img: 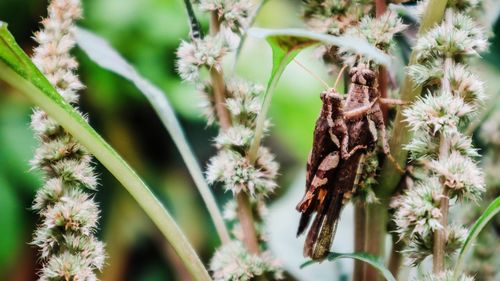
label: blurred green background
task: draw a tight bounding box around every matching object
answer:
[0,1,499,280]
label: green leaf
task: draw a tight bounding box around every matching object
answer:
[247,29,316,161]
[0,22,211,281]
[453,196,500,280]
[74,27,230,244]
[301,252,396,281]
[247,28,392,66]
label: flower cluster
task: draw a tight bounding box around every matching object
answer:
[394,2,488,268]
[176,1,281,280]
[198,0,254,34]
[302,0,372,65]
[209,241,283,281]
[30,0,105,280]
[339,11,407,66]
[176,34,228,82]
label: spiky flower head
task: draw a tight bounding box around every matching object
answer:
[391,177,443,241]
[209,241,283,281]
[206,149,278,197]
[337,11,406,66]
[403,91,473,135]
[215,125,254,149]
[32,0,84,104]
[428,151,485,201]
[199,0,254,34]
[414,12,487,63]
[30,1,106,279]
[176,34,228,82]
[408,62,486,107]
[403,224,467,266]
[405,130,479,161]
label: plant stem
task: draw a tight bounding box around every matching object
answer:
[388,235,404,279]
[433,56,452,273]
[364,202,388,281]
[432,188,449,273]
[358,2,389,280]
[377,0,448,198]
[236,192,261,254]
[353,204,367,281]
[209,11,262,254]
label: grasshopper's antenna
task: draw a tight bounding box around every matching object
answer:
[293,59,331,89]
[334,65,348,89]
[183,0,204,39]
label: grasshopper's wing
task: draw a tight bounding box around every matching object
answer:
[304,190,343,259]
[297,150,339,236]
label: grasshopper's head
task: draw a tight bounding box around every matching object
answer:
[320,89,343,113]
[349,63,376,86]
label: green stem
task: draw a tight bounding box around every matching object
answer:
[248,53,289,162]
[0,62,212,281]
[377,0,448,197]
[364,202,388,281]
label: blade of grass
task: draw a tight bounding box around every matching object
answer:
[452,196,500,280]
[75,27,230,244]
[301,252,396,281]
[0,22,212,281]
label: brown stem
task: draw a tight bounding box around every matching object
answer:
[378,67,389,122]
[375,0,388,18]
[353,204,367,281]
[236,192,261,254]
[209,11,261,255]
[433,99,451,273]
[357,3,389,281]
[433,188,449,273]
[209,68,232,130]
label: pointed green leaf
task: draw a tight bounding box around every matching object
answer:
[0,22,211,281]
[453,196,500,280]
[301,252,396,281]
[247,30,316,161]
[247,27,392,66]
[74,27,230,244]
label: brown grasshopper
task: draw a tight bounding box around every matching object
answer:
[296,64,402,260]
[296,86,377,259]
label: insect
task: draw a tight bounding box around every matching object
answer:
[296,63,402,260]
[296,86,376,259]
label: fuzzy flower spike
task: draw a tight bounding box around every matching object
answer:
[176,1,282,280]
[394,1,488,273]
[30,0,105,280]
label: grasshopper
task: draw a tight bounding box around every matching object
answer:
[296,63,402,260]
[296,86,377,259]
